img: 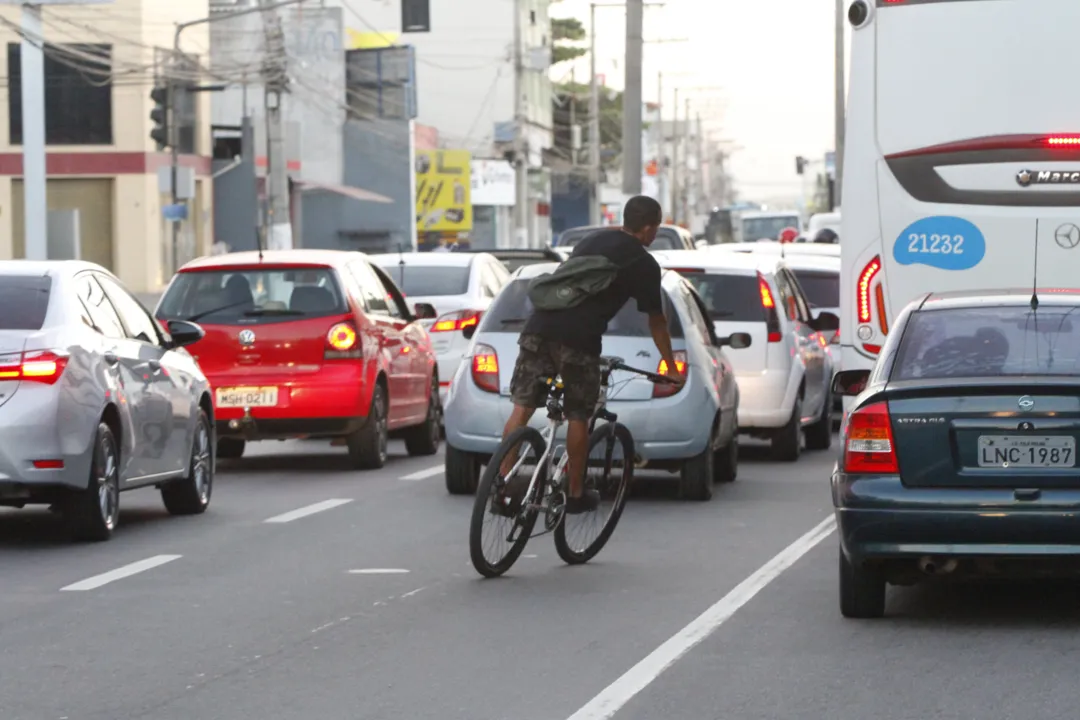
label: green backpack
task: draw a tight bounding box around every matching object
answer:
[527,253,640,311]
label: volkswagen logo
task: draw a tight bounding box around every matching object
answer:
[238,329,256,346]
[1018,395,1035,412]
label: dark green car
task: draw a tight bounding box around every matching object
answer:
[832,289,1080,618]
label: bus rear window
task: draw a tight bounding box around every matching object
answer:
[0,275,51,330]
[157,267,348,324]
[480,279,682,337]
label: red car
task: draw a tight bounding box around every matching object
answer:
[155,250,442,469]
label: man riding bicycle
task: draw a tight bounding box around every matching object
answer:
[496,196,684,515]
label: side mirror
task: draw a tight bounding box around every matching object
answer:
[832,369,870,397]
[811,310,840,332]
[413,302,438,320]
[166,319,205,348]
[717,332,752,350]
[462,324,478,341]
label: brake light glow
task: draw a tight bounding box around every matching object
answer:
[32,459,64,469]
[830,329,840,345]
[1044,136,1080,147]
[654,351,687,399]
[471,344,500,394]
[326,322,358,351]
[875,284,889,335]
[857,256,881,323]
[431,310,482,333]
[843,402,899,474]
[0,350,68,385]
[758,275,775,309]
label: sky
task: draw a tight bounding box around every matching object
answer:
[550,0,851,207]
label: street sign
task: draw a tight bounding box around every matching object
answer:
[415,149,473,232]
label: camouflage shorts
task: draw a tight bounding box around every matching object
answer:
[509,334,601,421]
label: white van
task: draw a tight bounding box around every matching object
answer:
[840,0,1080,401]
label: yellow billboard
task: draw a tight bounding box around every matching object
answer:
[415,149,473,232]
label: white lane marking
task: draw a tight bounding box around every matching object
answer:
[400,465,443,481]
[348,568,410,574]
[565,515,837,720]
[400,586,426,599]
[263,499,353,524]
[60,554,183,592]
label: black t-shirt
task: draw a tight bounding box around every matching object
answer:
[524,229,663,356]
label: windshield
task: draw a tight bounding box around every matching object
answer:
[876,0,1080,154]
[893,306,1080,380]
[0,275,51,330]
[649,229,684,251]
[557,227,597,248]
[791,270,839,309]
[480,278,682,337]
[377,264,471,296]
[157,267,348,324]
[681,274,764,322]
[742,217,800,241]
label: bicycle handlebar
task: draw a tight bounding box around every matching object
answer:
[601,357,680,386]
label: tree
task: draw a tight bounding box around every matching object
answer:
[552,81,623,171]
[551,17,587,66]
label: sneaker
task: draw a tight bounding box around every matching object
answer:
[564,489,601,515]
[490,476,529,518]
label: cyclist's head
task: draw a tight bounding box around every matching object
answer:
[622,196,663,246]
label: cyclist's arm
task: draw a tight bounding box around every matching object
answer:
[647,313,678,374]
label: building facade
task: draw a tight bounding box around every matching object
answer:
[0,0,214,293]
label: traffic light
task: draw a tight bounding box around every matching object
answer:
[795,156,807,175]
[150,84,169,150]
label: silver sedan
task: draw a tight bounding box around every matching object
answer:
[0,261,214,541]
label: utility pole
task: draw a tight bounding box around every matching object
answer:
[671,87,679,225]
[588,3,601,226]
[834,0,845,209]
[513,0,529,247]
[656,71,664,211]
[19,3,46,260]
[682,96,690,224]
[260,0,291,250]
[622,0,643,195]
[696,113,704,214]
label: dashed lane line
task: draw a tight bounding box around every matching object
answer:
[60,554,183,592]
[399,465,444,481]
[263,499,353,524]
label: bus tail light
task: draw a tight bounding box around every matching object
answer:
[857,257,881,323]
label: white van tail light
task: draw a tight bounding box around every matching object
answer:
[432,310,482,332]
[471,344,499,394]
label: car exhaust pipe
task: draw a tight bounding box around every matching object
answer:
[918,556,959,576]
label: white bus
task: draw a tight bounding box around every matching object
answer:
[840,0,1080,395]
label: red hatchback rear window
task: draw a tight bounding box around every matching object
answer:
[157,267,348,325]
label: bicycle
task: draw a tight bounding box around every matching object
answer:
[468,355,678,578]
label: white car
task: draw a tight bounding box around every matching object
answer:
[370,252,511,406]
[653,250,839,462]
[707,242,840,259]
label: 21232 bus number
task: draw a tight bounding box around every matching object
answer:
[907,233,965,254]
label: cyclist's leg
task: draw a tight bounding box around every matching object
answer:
[557,349,601,514]
[500,334,555,476]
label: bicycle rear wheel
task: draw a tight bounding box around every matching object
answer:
[554,423,635,565]
[469,426,547,578]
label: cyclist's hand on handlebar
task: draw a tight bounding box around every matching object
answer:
[659,363,686,389]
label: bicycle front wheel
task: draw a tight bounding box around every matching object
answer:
[554,422,635,565]
[469,426,547,578]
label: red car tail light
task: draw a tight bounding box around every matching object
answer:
[431,310,482,332]
[0,350,68,385]
[325,322,361,359]
[653,350,687,399]
[842,401,899,474]
[471,344,499,394]
[758,273,782,343]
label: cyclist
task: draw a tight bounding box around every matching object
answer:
[495,196,684,515]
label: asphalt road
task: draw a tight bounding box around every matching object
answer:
[3,434,1072,720]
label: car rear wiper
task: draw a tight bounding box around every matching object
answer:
[185,300,253,322]
[243,308,305,317]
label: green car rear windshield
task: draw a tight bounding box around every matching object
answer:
[893,306,1080,379]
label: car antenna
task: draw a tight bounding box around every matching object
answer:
[1030,219,1040,310]
[255,224,264,262]
[398,242,406,288]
